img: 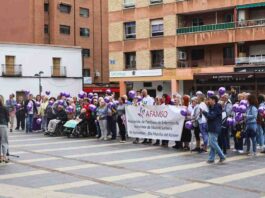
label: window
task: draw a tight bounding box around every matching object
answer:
[80,8,89,17]
[191,49,204,60]
[82,49,90,57]
[150,0,163,5]
[80,28,90,37]
[151,19,163,37]
[124,22,136,39]
[83,69,91,77]
[223,46,235,65]
[224,14,233,22]
[192,18,203,26]
[60,25,70,35]
[44,24,49,34]
[59,3,71,13]
[44,3,49,12]
[124,0,135,8]
[151,50,164,68]
[125,52,136,69]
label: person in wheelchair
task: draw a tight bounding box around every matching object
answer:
[46,105,68,135]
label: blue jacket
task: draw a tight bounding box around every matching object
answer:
[202,103,222,134]
[246,105,258,125]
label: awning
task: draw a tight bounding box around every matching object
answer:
[236,2,265,9]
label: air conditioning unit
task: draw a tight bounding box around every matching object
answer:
[95,71,101,77]
[178,51,187,60]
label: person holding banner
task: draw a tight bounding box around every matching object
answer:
[172,93,183,149]
[202,95,226,164]
[117,97,127,143]
[141,89,154,145]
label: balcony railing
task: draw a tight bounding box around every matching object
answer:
[51,66,67,77]
[176,18,265,35]
[177,59,234,68]
[236,19,265,28]
[236,55,265,66]
[1,64,22,77]
[177,22,235,34]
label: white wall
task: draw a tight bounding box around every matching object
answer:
[0,43,82,77]
[0,78,83,99]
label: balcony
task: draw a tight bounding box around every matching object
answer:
[177,22,235,34]
[177,58,235,68]
[236,19,265,28]
[51,66,67,77]
[1,64,22,77]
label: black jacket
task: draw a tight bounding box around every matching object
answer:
[24,99,38,115]
[0,106,9,126]
[202,103,222,134]
[56,109,68,122]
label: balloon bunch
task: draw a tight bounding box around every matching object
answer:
[228,100,249,126]
[78,91,87,99]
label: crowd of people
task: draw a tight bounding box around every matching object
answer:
[0,87,265,164]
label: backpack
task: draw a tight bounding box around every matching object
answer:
[45,106,54,118]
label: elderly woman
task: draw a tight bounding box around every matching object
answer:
[0,97,9,163]
[96,99,108,140]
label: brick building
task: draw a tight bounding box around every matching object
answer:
[0,0,111,93]
[108,0,265,97]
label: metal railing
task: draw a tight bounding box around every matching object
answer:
[236,55,265,65]
[176,18,265,35]
[236,18,265,28]
[177,59,234,68]
[51,66,67,77]
[1,64,22,77]
[177,22,235,34]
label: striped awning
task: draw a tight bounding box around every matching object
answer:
[237,2,265,9]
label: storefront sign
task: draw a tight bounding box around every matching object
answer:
[125,105,185,141]
[110,69,162,78]
[83,87,120,93]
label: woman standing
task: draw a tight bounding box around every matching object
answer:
[39,96,49,132]
[0,97,9,163]
[245,94,258,156]
[117,97,127,143]
[96,99,108,140]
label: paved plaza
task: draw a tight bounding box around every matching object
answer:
[0,132,264,198]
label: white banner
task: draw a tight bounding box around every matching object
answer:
[125,105,185,141]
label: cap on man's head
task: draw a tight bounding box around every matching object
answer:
[196,91,203,96]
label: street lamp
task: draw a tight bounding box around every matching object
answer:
[35,71,44,96]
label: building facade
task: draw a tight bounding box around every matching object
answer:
[108,0,265,97]
[0,0,110,92]
[0,43,83,99]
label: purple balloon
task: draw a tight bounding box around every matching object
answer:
[89,104,97,112]
[64,92,70,98]
[66,106,74,113]
[258,106,265,114]
[226,117,235,126]
[128,90,136,99]
[135,96,142,102]
[16,104,21,109]
[45,91,50,96]
[232,104,239,112]
[170,99,176,105]
[25,90,30,95]
[235,113,243,122]
[180,109,188,117]
[218,87,226,96]
[185,121,193,130]
[207,90,215,98]
[108,102,114,108]
[48,100,54,106]
[239,105,247,113]
[240,100,248,107]
[35,101,41,107]
[104,97,110,103]
[57,100,64,105]
[36,118,42,125]
[88,93,94,99]
[106,89,112,95]
[114,100,119,105]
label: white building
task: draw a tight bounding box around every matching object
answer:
[0,43,83,99]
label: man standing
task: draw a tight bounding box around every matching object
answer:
[24,94,37,133]
[6,94,17,132]
[202,95,226,164]
[15,96,25,131]
[141,89,154,145]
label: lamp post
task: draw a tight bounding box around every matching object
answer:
[35,71,44,96]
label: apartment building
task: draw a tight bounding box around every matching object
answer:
[0,0,112,94]
[108,0,265,97]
